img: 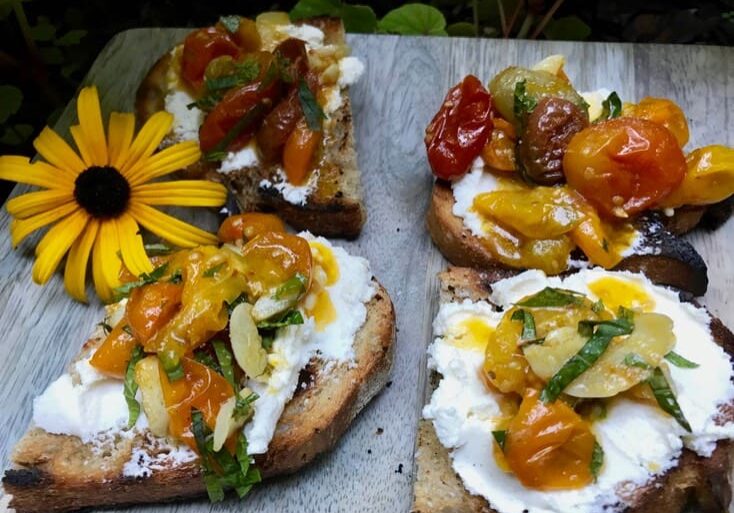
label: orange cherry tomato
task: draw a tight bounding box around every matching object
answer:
[240,231,312,298]
[214,17,261,52]
[623,97,689,147]
[481,117,517,172]
[181,27,241,91]
[425,75,494,180]
[283,120,321,185]
[126,282,183,344]
[504,389,596,490]
[563,117,686,219]
[159,357,234,450]
[89,320,137,378]
[217,213,286,243]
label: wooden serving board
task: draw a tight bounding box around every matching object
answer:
[1,30,732,513]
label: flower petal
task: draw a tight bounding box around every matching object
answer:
[119,111,173,174]
[32,209,89,285]
[34,127,87,176]
[76,86,109,166]
[117,213,153,276]
[64,218,99,302]
[92,220,122,302]
[69,125,93,168]
[108,112,135,169]
[0,156,74,188]
[132,180,227,207]
[10,203,79,247]
[128,201,218,247]
[126,140,201,185]
[6,189,75,219]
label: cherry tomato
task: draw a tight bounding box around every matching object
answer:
[425,75,493,180]
[181,27,241,91]
[504,389,596,490]
[563,117,686,218]
[283,120,321,185]
[214,17,261,52]
[126,282,183,344]
[159,357,234,450]
[217,213,286,242]
[240,232,312,298]
[89,320,137,378]
[623,97,689,147]
[481,117,517,172]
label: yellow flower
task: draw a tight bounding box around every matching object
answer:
[0,86,227,303]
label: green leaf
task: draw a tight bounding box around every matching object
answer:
[97,321,113,335]
[256,309,304,330]
[0,123,32,145]
[234,391,259,421]
[623,352,651,369]
[516,287,584,308]
[113,263,170,299]
[203,262,225,278]
[446,22,477,37]
[123,346,145,428]
[55,29,86,46]
[159,351,184,382]
[591,299,605,314]
[219,15,240,33]
[541,315,634,403]
[664,351,699,369]
[590,441,604,479]
[513,79,537,124]
[543,16,591,41]
[0,85,22,124]
[203,102,267,161]
[378,4,447,36]
[274,273,308,301]
[298,79,327,131]
[599,91,622,120]
[290,0,341,20]
[647,367,691,432]
[212,340,236,389]
[227,293,249,315]
[194,350,221,373]
[511,309,536,341]
[491,430,506,450]
[338,4,377,33]
[30,17,56,41]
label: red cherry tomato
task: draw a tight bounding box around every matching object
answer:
[563,117,686,218]
[181,27,241,91]
[425,75,493,180]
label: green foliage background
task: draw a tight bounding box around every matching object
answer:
[1,0,732,200]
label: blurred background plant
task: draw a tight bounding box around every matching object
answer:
[1,0,733,200]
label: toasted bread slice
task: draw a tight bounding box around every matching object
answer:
[412,266,734,513]
[2,281,394,513]
[135,17,365,239]
[427,181,709,296]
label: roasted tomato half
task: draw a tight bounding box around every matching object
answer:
[563,117,686,218]
[181,27,241,91]
[218,213,286,243]
[425,75,493,180]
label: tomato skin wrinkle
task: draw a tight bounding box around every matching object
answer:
[426,75,493,180]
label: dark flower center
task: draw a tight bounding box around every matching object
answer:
[74,166,131,218]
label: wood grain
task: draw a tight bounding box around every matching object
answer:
[0,28,732,513]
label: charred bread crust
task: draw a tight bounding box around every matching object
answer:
[133,17,366,239]
[3,282,394,513]
[412,266,734,513]
[428,181,710,296]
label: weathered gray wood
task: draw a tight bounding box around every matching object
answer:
[0,29,732,513]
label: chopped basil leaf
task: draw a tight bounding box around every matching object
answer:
[212,340,236,390]
[600,91,622,120]
[298,79,327,131]
[511,309,536,341]
[623,352,651,369]
[591,299,605,314]
[617,306,634,323]
[193,60,261,111]
[203,263,225,278]
[124,346,145,428]
[159,352,184,382]
[647,367,691,432]
[143,243,173,256]
[227,293,249,315]
[234,391,259,421]
[219,15,240,33]
[513,79,537,124]
[194,350,221,374]
[113,263,170,299]
[122,324,134,336]
[97,321,112,335]
[516,287,584,308]
[542,316,633,403]
[204,150,228,162]
[491,430,507,451]
[274,273,308,301]
[590,441,604,480]
[192,409,262,502]
[256,309,304,330]
[602,238,610,252]
[203,102,267,161]
[169,269,183,284]
[664,351,699,369]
